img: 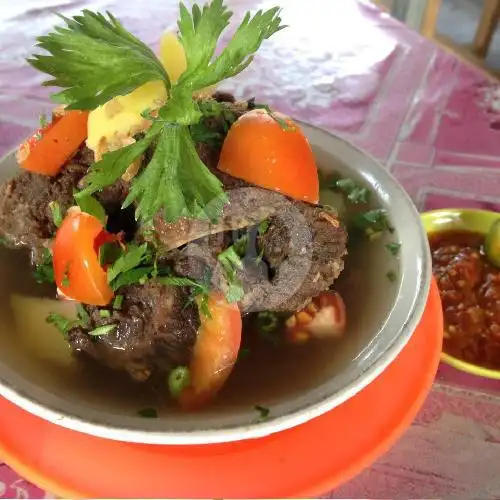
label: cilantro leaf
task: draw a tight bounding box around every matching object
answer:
[122,125,227,223]
[110,266,154,290]
[352,209,394,235]
[89,324,117,336]
[334,178,370,204]
[386,242,401,256]
[34,248,55,284]
[48,200,63,227]
[46,312,79,336]
[178,1,285,90]
[107,243,149,285]
[218,246,244,303]
[28,10,170,109]
[76,133,155,199]
[254,404,270,422]
[75,193,106,224]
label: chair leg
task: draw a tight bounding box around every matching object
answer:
[420,0,441,38]
[472,0,500,58]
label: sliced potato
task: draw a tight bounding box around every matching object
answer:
[10,294,76,368]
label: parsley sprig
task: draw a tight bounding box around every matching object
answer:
[28,10,170,110]
[29,1,285,225]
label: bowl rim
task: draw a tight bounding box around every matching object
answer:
[421,207,500,380]
[0,123,431,444]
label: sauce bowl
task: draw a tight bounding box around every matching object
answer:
[421,208,500,380]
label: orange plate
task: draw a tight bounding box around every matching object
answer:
[0,279,443,498]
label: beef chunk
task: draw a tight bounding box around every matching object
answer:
[68,282,199,382]
[0,146,127,260]
[245,203,347,313]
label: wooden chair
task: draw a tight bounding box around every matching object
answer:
[372,0,500,78]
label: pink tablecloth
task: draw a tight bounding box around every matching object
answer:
[2,0,500,498]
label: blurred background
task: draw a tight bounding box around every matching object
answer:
[375,0,500,75]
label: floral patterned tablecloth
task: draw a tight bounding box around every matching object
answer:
[1,0,500,498]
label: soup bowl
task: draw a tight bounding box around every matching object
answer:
[0,123,431,444]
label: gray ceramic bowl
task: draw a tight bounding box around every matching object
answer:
[0,123,431,444]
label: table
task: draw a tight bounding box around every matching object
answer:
[1,0,500,498]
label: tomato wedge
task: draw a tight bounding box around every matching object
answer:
[218,109,319,203]
[20,110,89,176]
[53,210,114,306]
[179,293,242,410]
[285,291,346,344]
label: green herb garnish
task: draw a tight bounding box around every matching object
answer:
[254,405,270,421]
[256,311,280,344]
[76,303,90,326]
[99,309,111,318]
[107,243,149,287]
[217,246,244,303]
[352,209,394,236]
[88,324,117,336]
[31,2,285,224]
[113,294,124,310]
[158,275,212,317]
[61,264,71,287]
[334,178,370,204]
[168,366,191,398]
[258,219,269,236]
[138,408,158,418]
[48,201,63,228]
[386,242,401,256]
[75,193,106,224]
[46,312,79,336]
[33,248,55,284]
[386,270,397,282]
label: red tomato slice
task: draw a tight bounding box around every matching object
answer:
[19,111,88,176]
[218,109,319,203]
[179,293,242,411]
[285,291,346,344]
[53,210,114,306]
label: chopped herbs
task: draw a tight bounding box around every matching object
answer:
[258,219,269,236]
[99,309,111,318]
[107,243,149,287]
[158,274,211,317]
[352,209,394,237]
[48,200,63,227]
[256,311,280,344]
[232,233,249,257]
[88,324,117,336]
[138,408,158,418]
[0,236,8,247]
[217,246,244,303]
[386,270,397,282]
[113,294,124,310]
[76,303,90,326]
[168,366,191,398]
[333,178,370,204]
[46,312,79,336]
[254,404,270,421]
[386,242,401,256]
[75,193,106,224]
[33,248,55,284]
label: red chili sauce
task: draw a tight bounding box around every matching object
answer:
[429,230,500,369]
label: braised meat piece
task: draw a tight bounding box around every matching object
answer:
[67,282,199,381]
[0,146,127,260]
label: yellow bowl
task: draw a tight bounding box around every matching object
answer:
[421,208,500,380]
